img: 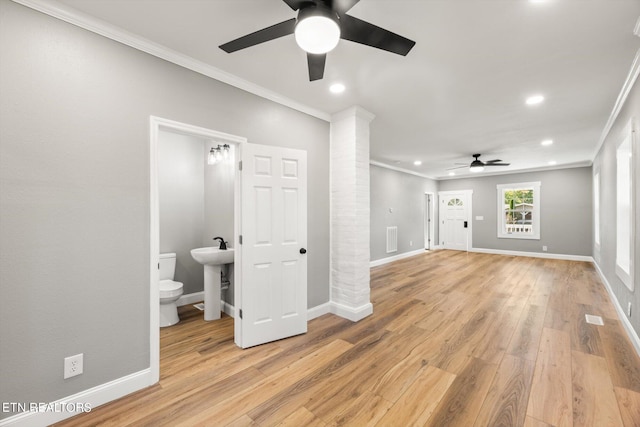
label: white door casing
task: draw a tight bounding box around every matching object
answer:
[238,142,308,348]
[439,190,472,251]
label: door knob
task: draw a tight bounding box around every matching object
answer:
[300,248,307,254]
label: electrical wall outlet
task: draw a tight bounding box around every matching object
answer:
[542,246,548,252]
[409,240,413,246]
[628,302,632,317]
[64,353,83,379]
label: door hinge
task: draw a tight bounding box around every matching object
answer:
[238,160,243,171]
[239,235,243,245]
[158,263,160,269]
[239,309,243,319]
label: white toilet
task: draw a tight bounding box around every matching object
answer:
[159,253,184,327]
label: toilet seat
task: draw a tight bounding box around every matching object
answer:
[160,279,183,298]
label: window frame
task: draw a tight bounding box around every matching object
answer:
[593,169,601,252]
[615,119,636,291]
[496,181,541,240]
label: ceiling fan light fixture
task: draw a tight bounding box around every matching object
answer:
[295,8,341,54]
[470,165,484,173]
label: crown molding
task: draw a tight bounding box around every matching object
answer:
[11,0,331,122]
[369,160,437,180]
[437,160,592,181]
[594,48,640,158]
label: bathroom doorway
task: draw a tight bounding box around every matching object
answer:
[150,116,246,383]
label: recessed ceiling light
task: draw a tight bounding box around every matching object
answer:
[414,160,422,166]
[548,160,557,165]
[526,95,545,105]
[329,83,345,94]
[541,139,553,146]
[448,172,455,176]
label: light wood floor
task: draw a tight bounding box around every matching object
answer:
[56,250,640,426]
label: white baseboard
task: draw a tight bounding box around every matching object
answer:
[470,247,593,262]
[370,249,426,267]
[177,291,204,307]
[308,302,331,320]
[0,369,153,427]
[592,262,640,358]
[221,301,235,318]
[330,301,373,322]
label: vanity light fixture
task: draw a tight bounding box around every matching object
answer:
[208,144,231,165]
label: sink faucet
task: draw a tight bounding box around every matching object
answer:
[213,237,227,250]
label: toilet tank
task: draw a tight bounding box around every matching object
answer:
[159,253,176,281]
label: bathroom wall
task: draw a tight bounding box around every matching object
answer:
[370,165,439,262]
[159,133,236,298]
[0,1,329,419]
[158,131,205,295]
[203,141,236,304]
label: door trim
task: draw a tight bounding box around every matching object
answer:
[438,190,473,251]
[149,116,246,383]
[424,192,435,250]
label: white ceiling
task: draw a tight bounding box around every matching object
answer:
[54,0,640,179]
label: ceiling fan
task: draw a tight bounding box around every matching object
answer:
[447,154,511,173]
[219,0,416,81]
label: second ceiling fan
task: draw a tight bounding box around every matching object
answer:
[219,0,416,81]
[448,154,511,173]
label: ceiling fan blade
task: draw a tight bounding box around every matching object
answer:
[307,53,326,81]
[330,0,361,13]
[339,14,416,56]
[281,0,309,11]
[219,18,296,53]
[485,163,510,166]
[446,165,469,171]
[485,159,502,163]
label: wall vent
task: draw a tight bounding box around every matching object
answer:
[386,226,398,253]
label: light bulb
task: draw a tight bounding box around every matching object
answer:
[207,148,216,165]
[222,144,230,161]
[214,146,222,163]
[295,14,340,54]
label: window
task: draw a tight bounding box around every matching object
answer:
[594,171,600,249]
[497,182,541,239]
[616,119,635,291]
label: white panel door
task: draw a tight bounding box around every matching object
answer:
[239,143,307,348]
[439,191,472,251]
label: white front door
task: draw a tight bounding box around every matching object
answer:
[439,190,472,251]
[237,143,308,348]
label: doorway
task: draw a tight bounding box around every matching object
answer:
[149,116,246,382]
[438,190,473,251]
[424,192,435,250]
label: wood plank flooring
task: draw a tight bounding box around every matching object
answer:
[55,250,640,426]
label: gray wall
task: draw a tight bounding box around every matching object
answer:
[0,1,329,417]
[593,74,640,336]
[439,167,593,256]
[370,165,439,261]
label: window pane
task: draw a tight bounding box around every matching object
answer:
[503,188,534,234]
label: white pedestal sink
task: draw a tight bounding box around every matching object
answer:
[190,247,234,321]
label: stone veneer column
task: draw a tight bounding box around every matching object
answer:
[330,106,375,321]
